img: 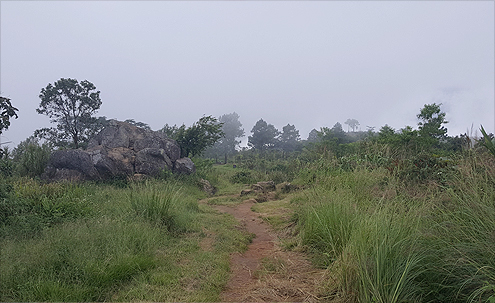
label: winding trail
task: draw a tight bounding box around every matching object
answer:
[204,195,325,302]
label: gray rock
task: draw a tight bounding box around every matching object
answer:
[199,178,216,195]
[42,167,86,182]
[43,120,195,181]
[45,149,99,180]
[135,148,172,176]
[174,158,196,174]
[88,146,135,178]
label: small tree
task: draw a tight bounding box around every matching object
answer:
[248,119,279,152]
[0,96,18,136]
[36,78,102,149]
[417,103,448,147]
[279,124,300,152]
[307,129,320,143]
[344,118,360,132]
[160,123,180,138]
[213,112,245,163]
[0,96,19,157]
[173,116,224,158]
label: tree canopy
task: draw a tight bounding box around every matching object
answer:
[248,119,279,151]
[417,103,448,144]
[164,116,224,158]
[204,112,244,162]
[0,96,18,136]
[278,124,300,152]
[344,118,360,132]
[36,78,102,149]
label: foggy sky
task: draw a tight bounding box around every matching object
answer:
[1,1,494,148]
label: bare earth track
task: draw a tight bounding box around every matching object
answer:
[202,195,326,302]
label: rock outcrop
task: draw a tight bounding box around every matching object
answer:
[42,120,195,181]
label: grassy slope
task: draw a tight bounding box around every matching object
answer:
[0,178,252,302]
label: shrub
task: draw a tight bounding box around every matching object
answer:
[14,142,51,178]
[229,170,254,184]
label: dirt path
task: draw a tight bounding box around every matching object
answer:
[205,196,325,302]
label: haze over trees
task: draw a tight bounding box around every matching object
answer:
[35,78,103,149]
[344,118,360,132]
[278,124,300,152]
[204,112,244,163]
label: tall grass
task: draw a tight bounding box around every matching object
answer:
[129,180,198,233]
[297,149,495,302]
[422,152,495,302]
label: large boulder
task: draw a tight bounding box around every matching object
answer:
[42,120,195,181]
[88,146,135,178]
[174,158,196,174]
[43,149,99,181]
[135,148,173,176]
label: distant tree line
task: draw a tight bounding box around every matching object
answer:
[2,76,495,178]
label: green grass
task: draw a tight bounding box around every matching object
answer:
[0,177,253,302]
[294,150,495,302]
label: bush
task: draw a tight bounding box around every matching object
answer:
[14,142,51,178]
[229,170,254,184]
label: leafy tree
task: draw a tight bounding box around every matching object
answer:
[344,118,360,132]
[377,124,396,142]
[160,123,180,138]
[319,122,347,144]
[307,129,320,143]
[36,78,102,149]
[248,119,279,152]
[417,103,448,146]
[0,96,18,136]
[279,124,300,152]
[172,116,224,157]
[0,96,18,157]
[204,112,244,163]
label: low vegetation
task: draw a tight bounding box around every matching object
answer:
[1,100,495,301]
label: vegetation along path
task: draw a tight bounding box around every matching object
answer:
[201,190,325,302]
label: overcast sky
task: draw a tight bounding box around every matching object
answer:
[1,1,494,148]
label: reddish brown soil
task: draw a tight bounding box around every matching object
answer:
[210,198,325,302]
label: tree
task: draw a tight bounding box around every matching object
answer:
[344,118,360,132]
[0,96,18,136]
[36,78,102,149]
[205,112,244,163]
[0,96,18,157]
[279,124,300,152]
[417,103,448,146]
[329,122,347,144]
[377,124,396,141]
[248,119,280,152]
[173,116,224,157]
[160,123,180,138]
[307,129,320,143]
